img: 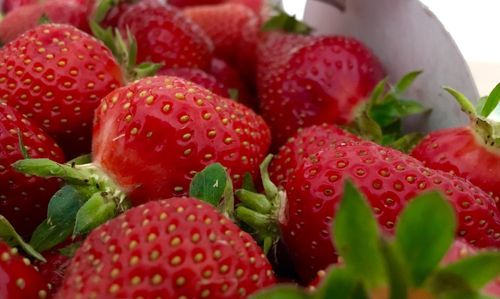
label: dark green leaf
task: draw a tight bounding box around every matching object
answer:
[394,71,422,95]
[30,186,86,252]
[242,172,257,192]
[333,181,385,288]
[379,240,409,299]
[262,11,312,35]
[315,267,359,299]
[73,192,116,236]
[369,78,388,104]
[250,285,310,299]
[16,129,30,159]
[30,219,72,253]
[228,88,239,101]
[47,185,86,225]
[394,191,456,286]
[480,83,500,117]
[189,163,227,207]
[37,14,51,25]
[436,252,500,291]
[0,215,44,261]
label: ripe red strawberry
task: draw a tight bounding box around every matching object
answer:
[0,242,51,299]
[2,0,36,13]
[183,3,259,79]
[269,124,360,187]
[411,86,500,210]
[280,138,500,281]
[92,76,270,205]
[0,24,124,158]
[158,67,230,98]
[0,0,90,44]
[0,101,65,237]
[89,0,165,29]
[169,0,225,7]
[257,27,385,146]
[56,197,276,298]
[209,58,254,108]
[117,1,213,70]
[35,249,72,296]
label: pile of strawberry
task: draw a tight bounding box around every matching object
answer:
[0,0,499,298]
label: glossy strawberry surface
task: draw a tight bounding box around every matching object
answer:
[118,1,213,70]
[0,242,51,299]
[2,0,36,13]
[209,58,254,109]
[270,124,360,187]
[56,197,276,298]
[0,24,123,158]
[412,127,500,209]
[258,35,385,147]
[280,137,500,281]
[0,101,65,237]
[92,76,270,205]
[159,67,228,98]
[0,0,89,44]
[35,249,71,297]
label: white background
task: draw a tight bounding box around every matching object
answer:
[282,0,500,95]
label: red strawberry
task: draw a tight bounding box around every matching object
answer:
[184,3,259,79]
[0,0,90,44]
[92,76,270,205]
[169,0,225,7]
[411,86,500,210]
[269,124,360,187]
[257,25,385,146]
[0,242,51,299]
[0,101,65,237]
[2,0,36,13]
[158,67,229,98]
[35,249,71,296]
[0,24,124,158]
[117,1,213,70]
[237,127,500,282]
[209,58,254,108]
[56,197,276,298]
[89,0,165,29]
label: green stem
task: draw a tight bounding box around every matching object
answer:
[12,158,90,185]
[260,155,278,200]
[235,190,272,214]
[236,206,271,232]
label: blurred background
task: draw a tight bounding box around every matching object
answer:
[282,0,500,96]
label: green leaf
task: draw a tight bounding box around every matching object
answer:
[333,181,385,288]
[58,241,82,257]
[242,172,257,192]
[30,186,86,252]
[73,192,116,236]
[436,252,500,291]
[189,163,227,207]
[394,191,456,286]
[16,129,30,159]
[369,78,389,104]
[260,155,278,200]
[92,0,117,24]
[443,86,477,116]
[379,240,409,299]
[315,267,359,299]
[235,190,271,214]
[67,154,92,166]
[12,158,89,185]
[262,10,312,35]
[475,96,488,115]
[37,14,51,25]
[0,215,44,261]
[250,285,311,299]
[480,83,500,117]
[388,132,424,153]
[133,62,163,78]
[394,71,422,95]
[228,88,239,101]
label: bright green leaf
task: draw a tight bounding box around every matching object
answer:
[189,163,227,207]
[444,87,476,116]
[394,71,422,95]
[333,181,385,288]
[67,154,92,166]
[481,83,500,117]
[0,215,44,261]
[250,285,311,299]
[394,191,456,286]
[73,192,116,236]
[436,252,500,291]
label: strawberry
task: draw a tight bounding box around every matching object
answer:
[209,58,254,109]
[0,24,124,158]
[269,124,360,187]
[256,12,386,147]
[2,0,36,13]
[117,1,213,70]
[91,76,270,205]
[0,242,51,299]
[89,0,165,29]
[183,3,259,80]
[0,101,65,237]
[158,67,230,99]
[236,127,500,282]
[169,0,225,7]
[35,249,72,296]
[0,0,90,44]
[56,197,276,298]
[411,85,500,210]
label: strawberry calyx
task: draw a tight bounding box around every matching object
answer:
[235,155,285,253]
[348,71,428,152]
[261,7,313,35]
[251,182,500,299]
[444,83,500,149]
